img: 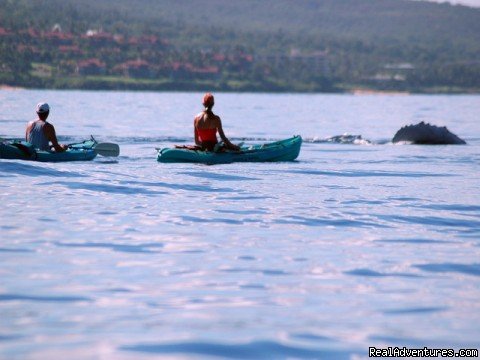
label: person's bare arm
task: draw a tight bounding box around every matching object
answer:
[194,118,201,146]
[217,117,240,151]
[44,123,67,152]
[25,122,33,141]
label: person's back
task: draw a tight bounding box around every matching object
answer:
[195,110,220,150]
[27,120,50,151]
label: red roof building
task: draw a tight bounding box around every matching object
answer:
[43,31,75,45]
[0,27,11,36]
[76,58,106,76]
[82,31,115,46]
[58,45,83,55]
[114,59,153,78]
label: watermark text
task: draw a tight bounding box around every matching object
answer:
[369,346,478,358]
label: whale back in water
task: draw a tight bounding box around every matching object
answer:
[392,122,466,145]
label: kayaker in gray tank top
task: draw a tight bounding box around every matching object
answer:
[27,120,50,150]
[25,102,67,152]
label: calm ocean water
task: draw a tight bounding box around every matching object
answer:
[1,90,479,359]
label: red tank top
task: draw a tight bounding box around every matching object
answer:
[197,128,217,143]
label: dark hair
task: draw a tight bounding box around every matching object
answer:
[38,111,49,119]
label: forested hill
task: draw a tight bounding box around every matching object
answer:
[69,0,480,50]
[1,0,479,92]
[4,0,480,49]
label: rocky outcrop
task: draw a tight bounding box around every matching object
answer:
[392,122,466,145]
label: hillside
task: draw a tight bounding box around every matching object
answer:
[95,0,480,48]
[0,0,479,92]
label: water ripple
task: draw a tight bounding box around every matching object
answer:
[382,306,448,315]
[0,247,35,253]
[180,216,245,225]
[378,215,480,229]
[119,179,236,193]
[413,263,480,277]
[179,171,259,181]
[275,215,390,228]
[344,269,421,278]
[283,169,453,178]
[374,238,455,244]
[0,334,23,342]
[0,162,81,177]
[54,241,164,254]
[45,181,168,195]
[0,294,92,303]
[121,340,352,359]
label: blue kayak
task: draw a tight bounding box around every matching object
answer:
[0,139,97,162]
[157,136,302,164]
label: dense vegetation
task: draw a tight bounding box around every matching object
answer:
[0,0,479,92]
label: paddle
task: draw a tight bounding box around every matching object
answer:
[66,142,120,157]
[93,142,120,157]
[67,137,120,157]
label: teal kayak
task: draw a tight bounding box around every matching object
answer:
[157,136,302,164]
[0,139,97,162]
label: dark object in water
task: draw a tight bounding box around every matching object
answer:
[392,122,466,145]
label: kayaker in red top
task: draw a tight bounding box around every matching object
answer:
[194,93,240,151]
[25,102,67,152]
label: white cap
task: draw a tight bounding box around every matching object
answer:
[36,102,50,113]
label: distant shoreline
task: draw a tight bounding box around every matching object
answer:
[0,85,25,90]
[1,82,478,95]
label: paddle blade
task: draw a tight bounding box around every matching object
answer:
[94,142,120,157]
